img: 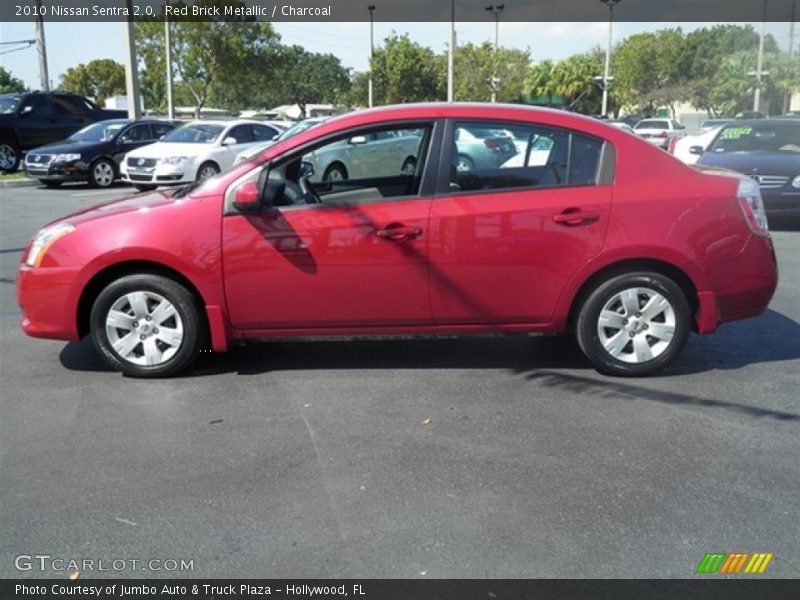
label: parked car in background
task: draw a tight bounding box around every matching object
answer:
[0,92,127,173]
[668,126,724,165]
[698,119,733,135]
[306,128,423,182]
[454,124,518,171]
[17,103,777,379]
[634,119,686,149]
[233,117,327,166]
[120,119,281,191]
[606,120,636,134]
[697,119,800,226]
[23,119,180,188]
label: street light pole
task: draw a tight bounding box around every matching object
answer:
[485,3,504,103]
[123,0,142,118]
[447,0,455,102]
[368,5,375,108]
[165,16,174,119]
[599,0,620,117]
[34,0,49,91]
[784,0,797,113]
[754,0,767,113]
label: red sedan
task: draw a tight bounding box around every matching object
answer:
[17,103,778,377]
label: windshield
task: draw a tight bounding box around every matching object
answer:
[709,124,800,153]
[0,96,21,114]
[69,121,129,142]
[276,119,325,141]
[162,123,224,143]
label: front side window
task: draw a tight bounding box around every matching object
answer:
[251,124,279,142]
[448,120,604,193]
[122,123,153,141]
[264,123,432,208]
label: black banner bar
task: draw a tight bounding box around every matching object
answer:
[2,579,800,600]
[3,0,799,23]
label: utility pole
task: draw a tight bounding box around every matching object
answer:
[368,5,375,108]
[165,16,174,119]
[123,0,142,117]
[447,0,455,102]
[753,0,767,113]
[599,0,620,117]
[34,0,49,91]
[485,4,504,103]
[783,0,796,113]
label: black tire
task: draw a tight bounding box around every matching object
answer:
[134,184,156,192]
[89,274,205,377]
[401,157,416,174]
[89,158,116,188]
[196,161,220,182]
[575,271,691,377]
[40,180,62,188]
[323,163,348,182]
[0,138,21,173]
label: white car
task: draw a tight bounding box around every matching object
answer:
[633,118,686,149]
[669,126,723,165]
[233,117,327,166]
[121,120,281,191]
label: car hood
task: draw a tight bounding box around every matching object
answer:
[125,142,213,159]
[28,140,105,155]
[49,189,186,228]
[698,151,800,175]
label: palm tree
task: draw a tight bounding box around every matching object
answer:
[525,60,555,106]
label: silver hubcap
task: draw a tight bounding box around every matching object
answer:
[198,166,217,181]
[105,291,184,366]
[0,144,17,170]
[93,162,114,186]
[597,287,676,364]
[325,167,344,181]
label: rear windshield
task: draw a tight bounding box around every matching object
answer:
[708,124,800,153]
[635,120,669,130]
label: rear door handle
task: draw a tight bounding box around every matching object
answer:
[553,210,600,226]
[375,223,423,242]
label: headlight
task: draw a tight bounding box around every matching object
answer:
[54,153,81,162]
[160,156,188,166]
[792,175,800,189]
[25,223,75,267]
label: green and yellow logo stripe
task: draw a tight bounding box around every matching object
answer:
[696,552,773,574]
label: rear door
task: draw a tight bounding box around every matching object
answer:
[428,119,613,325]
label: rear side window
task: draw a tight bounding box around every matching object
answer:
[448,120,604,193]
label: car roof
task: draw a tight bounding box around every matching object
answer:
[185,119,263,126]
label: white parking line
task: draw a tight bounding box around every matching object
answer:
[70,189,134,198]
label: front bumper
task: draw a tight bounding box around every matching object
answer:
[17,264,82,341]
[121,162,191,186]
[762,190,800,223]
[25,160,90,183]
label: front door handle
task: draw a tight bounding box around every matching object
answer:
[553,210,600,226]
[375,223,423,242]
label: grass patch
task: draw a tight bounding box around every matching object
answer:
[0,171,29,180]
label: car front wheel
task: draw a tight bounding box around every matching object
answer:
[90,274,204,377]
[576,272,690,377]
[89,158,116,188]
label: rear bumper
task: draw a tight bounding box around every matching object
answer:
[695,234,778,334]
[17,265,81,341]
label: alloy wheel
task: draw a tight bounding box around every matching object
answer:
[0,144,17,170]
[93,161,114,187]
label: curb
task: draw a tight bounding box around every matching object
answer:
[0,177,39,188]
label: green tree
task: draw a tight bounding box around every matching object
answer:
[368,33,443,105]
[452,42,530,103]
[0,67,26,94]
[59,59,126,106]
[550,52,603,114]
[278,45,351,117]
[524,60,557,106]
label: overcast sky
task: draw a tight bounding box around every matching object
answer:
[0,20,796,90]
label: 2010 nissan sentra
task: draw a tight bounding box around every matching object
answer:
[16,103,778,378]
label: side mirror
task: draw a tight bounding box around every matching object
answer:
[222,136,238,146]
[348,135,367,146]
[20,105,33,115]
[299,160,315,178]
[689,145,704,155]
[119,135,132,144]
[233,181,262,213]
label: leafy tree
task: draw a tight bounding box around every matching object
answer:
[59,59,126,106]
[452,42,530,103]
[278,45,350,117]
[0,67,26,94]
[524,60,557,106]
[550,52,604,114]
[367,33,443,105]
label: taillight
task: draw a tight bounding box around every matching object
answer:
[736,178,769,236]
[484,139,498,150]
[659,131,669,138]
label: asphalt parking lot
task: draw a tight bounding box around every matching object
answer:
[1,182,799,579]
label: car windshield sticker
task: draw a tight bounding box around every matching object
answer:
[721,127,753,139]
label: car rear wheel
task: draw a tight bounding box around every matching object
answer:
[90,274,204,377]
[196,161,220,182]
[0,139,20,173]
[323,163,347,182]
[575,272,690,377]
[89,158,116,188]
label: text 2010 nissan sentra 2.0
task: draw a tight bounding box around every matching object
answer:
[16,104,778,378]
